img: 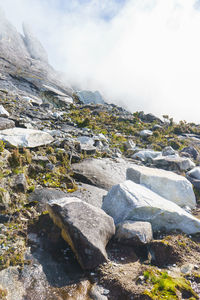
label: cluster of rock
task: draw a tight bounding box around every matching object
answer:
[0,7,200,299]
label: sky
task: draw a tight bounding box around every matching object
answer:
[0,0,200,123]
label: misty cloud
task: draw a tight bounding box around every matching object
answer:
[0,0,200,123]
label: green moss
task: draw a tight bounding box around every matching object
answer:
[0,140,5,153]
[143,268,198,299]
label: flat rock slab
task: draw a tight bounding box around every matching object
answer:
[0,128,54,148]
[72,158,134,190]
[102,180,200,235]
[47,197,115,269]
[127,164,196,209]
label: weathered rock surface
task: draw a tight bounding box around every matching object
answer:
[76,90,105,104]
[47,197,115,269]
[153,154,195,172]
[102,180,200,234]
[132,149,161,162]
[180,146,199,160]
[0,128,54,148]
[127,164,196,208]
[0,117,15,130]
[72,158,133,190]
[72,183,107,208]
[28,188,67,212]
[115,221,153,246]
[186,167,200,191]
[162,146,176,156]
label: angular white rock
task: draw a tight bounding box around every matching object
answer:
[132,150,161,161]
[0,128,54,148]
[127,164,196,209]
[139,130,153,137]
[102,180,200,234]
[0,105,9,117]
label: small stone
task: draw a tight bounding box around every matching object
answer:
[13,174,27,192]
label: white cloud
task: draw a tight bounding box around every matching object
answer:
[0,0,200,123]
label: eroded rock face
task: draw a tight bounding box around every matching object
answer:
[127,164,196,209]
[102,180,200,234]
[47,197,115,269]
[0,128,54,148]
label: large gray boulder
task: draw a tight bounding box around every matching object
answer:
[72,158,133,190]
[153,154,195,172]
[102,180,200,234]
[127,164,196,209]
[47,197,115,269]
[0,128,53,148]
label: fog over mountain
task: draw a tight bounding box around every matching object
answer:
[0,0,200,123]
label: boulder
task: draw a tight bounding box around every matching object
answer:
[72,158,133,190]
[180,146,199,160]
[76,90,105,105]
[115,221,153,246]
[0,105,9,117]
[102,180,200,234]
[127,164,196,209]
[153,154,195,172]
[186,167,200,191]
[71,183,107,208]
[28,188,67,212]
[0,128,54,148]
[162,146,176,156]
[187,167,200,180]
[0,118,15,130]
[47,197,115,269]
[139,130,153,138]
[132,150,161,162]
[77,136,96,155]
